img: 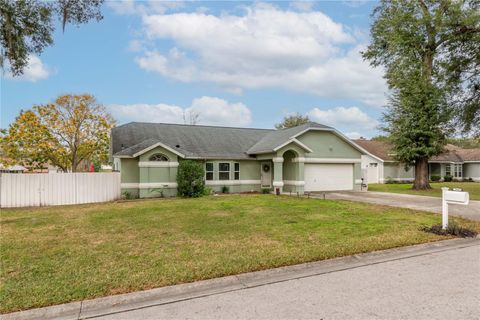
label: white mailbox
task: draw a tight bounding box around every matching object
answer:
[444,190,469,205]
[441,187,470,230]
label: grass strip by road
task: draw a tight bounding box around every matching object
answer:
[367,182,480,200]
[1,195,479,313]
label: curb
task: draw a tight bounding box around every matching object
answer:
[2,238,479,320]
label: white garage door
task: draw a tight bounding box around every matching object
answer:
[304,164,353,191]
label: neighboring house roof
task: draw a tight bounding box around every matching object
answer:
[112,122,357,159]
[354,140,480,163]
[456,148,480,162]
[353,140,395,161]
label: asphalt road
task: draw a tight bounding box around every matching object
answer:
[96,241,480,320]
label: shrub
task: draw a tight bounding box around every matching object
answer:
[262,188,271,194]
[385,177,395,184]
[420,224,477,238]
[203,187,213,196]
[444,175,453,182]
[430,175,441,182]
[221,185,230,194]
[176,160,205,197]
[122,191,138,200]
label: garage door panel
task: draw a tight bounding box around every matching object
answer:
[304,164,353,191]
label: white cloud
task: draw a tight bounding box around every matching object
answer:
[109,96,252,127]
[130,3,387,106]
[4,55,51,82]
[107,0,184,16]
[345,132,363,139]
[307,106,379,130]
[289,1,315,12]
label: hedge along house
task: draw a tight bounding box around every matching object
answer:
[111,122,369,198]
[354,140,480,183]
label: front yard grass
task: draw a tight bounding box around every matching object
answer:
[368,182,480,200]
[1,195,479,313]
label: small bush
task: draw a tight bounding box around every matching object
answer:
[385,177,396,184]
[176,160,205,197]
[221,185,230,194]
[420,224,477,238]
[444,175,453,182]
[203,187,213,196]
[430,175,441,182]
[262,188,271,194]
[122,191,138,200]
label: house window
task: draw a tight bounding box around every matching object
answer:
[149,153,169,161]
[205,162,214,181]
[445,164,451,176]
[219,163,230,180]
[234,163,240,180]
[454,164,462,178]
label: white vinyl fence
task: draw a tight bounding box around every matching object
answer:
[0,172,121,208]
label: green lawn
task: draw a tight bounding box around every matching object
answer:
[1,195,479,313]
[368,182,480,200]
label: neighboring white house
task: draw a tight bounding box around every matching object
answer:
[354,140,480,183]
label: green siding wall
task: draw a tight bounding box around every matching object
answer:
[384,163,414,180]
[121,158,139,183]
[297,131,362,159]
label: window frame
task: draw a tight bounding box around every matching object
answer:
[218,162,230,180]
[445,164,451,176]
[205,162,214,181]
[234,162,240,180]
[149,153,169,162]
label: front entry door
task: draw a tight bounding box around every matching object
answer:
[261,162,272,188]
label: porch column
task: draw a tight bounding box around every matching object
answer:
[272,157,284,193]
[297,159,305,195]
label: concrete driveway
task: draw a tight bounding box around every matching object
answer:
[317,191,480,221]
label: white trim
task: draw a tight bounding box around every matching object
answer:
[463,161,480,163]
[272,157,284,163]
[205,180,261,186]
[272,181,284,187]
[113,155,133,158]
[292,157,305,163]
[283,180,305,186]
[138,161,179,168]
[121,182,178,189]
[132,142,185,158]
[273,138,314,153]
[120,183,139,189]
[301,158,361,164]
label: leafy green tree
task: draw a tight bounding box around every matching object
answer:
[1,94,115,172]
[363,0,479,189]
[275,113,310,129]
[176,160,206,197]
[1,0,103,76]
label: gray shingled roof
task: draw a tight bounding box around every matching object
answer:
[112,122,273,159]
[112,122,335,159]
[246,122,332,154]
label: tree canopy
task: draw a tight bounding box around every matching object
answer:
[1,94,115,172]
[275,113,310,129]
[0,0,103,76]
[363,0,479,189]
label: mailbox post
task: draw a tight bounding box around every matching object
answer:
[441,187,470,230]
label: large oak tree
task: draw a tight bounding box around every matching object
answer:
[363,0,479,189]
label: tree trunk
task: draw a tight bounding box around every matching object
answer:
[413,157,431,190]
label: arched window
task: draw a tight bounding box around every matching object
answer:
[149,153,169,161]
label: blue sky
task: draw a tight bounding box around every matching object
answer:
[1,0,387,138]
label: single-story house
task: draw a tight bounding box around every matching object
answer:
[354,139,480,183]
[111,122,371,198]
